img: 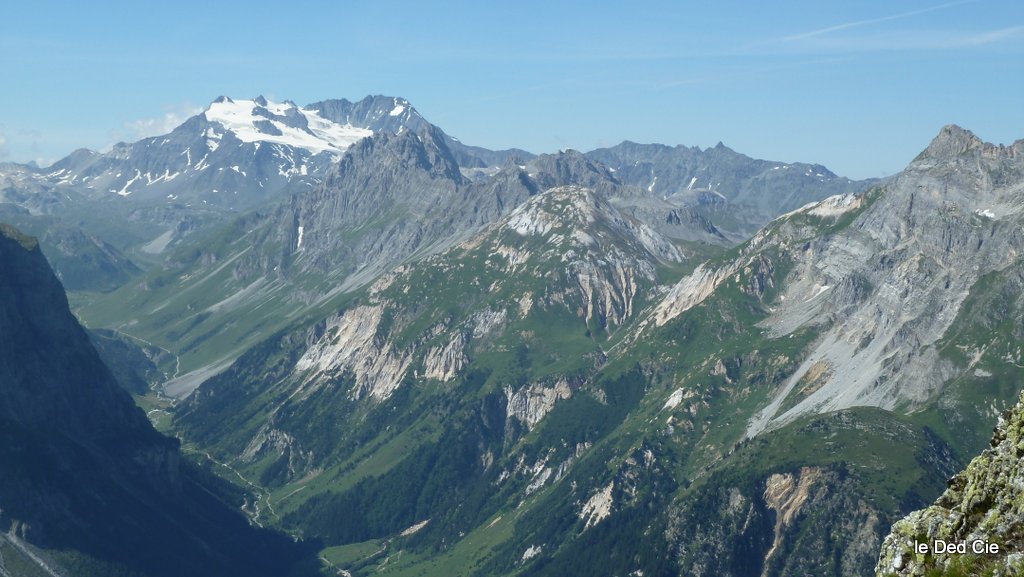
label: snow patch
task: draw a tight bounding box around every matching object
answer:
[116,171,143,196]
[204,97,371,154]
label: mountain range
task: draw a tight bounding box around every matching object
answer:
[0,94,868,401]
[1,93,1020,577]
[160,123,1024,577]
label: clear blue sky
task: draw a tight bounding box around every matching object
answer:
[1,0,1021,178]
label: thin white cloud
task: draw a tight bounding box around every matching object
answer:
[784,0,980,41]
[806,25,1024,51]
[124,103,203,140]
[953,25,1024,46]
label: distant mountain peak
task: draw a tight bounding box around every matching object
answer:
[918,124,984,160]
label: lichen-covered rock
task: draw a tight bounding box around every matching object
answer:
[876,391,1024,576]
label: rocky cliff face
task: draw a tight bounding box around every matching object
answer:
[0,224,316,577]
[0,223,166,458]
[876,390,1024,577]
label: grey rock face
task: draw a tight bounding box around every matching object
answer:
[631,125,1024,437]
[238,124,534,284]
[771,127,1022,422]
[518,149,733,244]
[0,223,158,444]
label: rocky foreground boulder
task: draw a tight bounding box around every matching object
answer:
[876,391,1024,576]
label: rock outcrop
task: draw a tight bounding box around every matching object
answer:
[876,391,1024,576]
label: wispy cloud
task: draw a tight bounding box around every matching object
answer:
[123,103,203,140]
[951,25,1024,46]
[802,25,1024,51]
[784,0,980,41]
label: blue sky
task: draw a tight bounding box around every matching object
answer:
[1,0,1021,178]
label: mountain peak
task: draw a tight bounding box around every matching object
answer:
[503,186,612,238]
[502,185,685,262]
[919,124,984,159]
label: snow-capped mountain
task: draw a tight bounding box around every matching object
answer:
[202,96,373,155]
[44,95,416,209]
[36,94,530,212]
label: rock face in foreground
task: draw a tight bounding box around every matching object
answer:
[0,223,316,577]
[876,391,1024,576]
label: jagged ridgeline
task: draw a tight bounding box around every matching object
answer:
[0,224,320,577]
[169,126,1024,577]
